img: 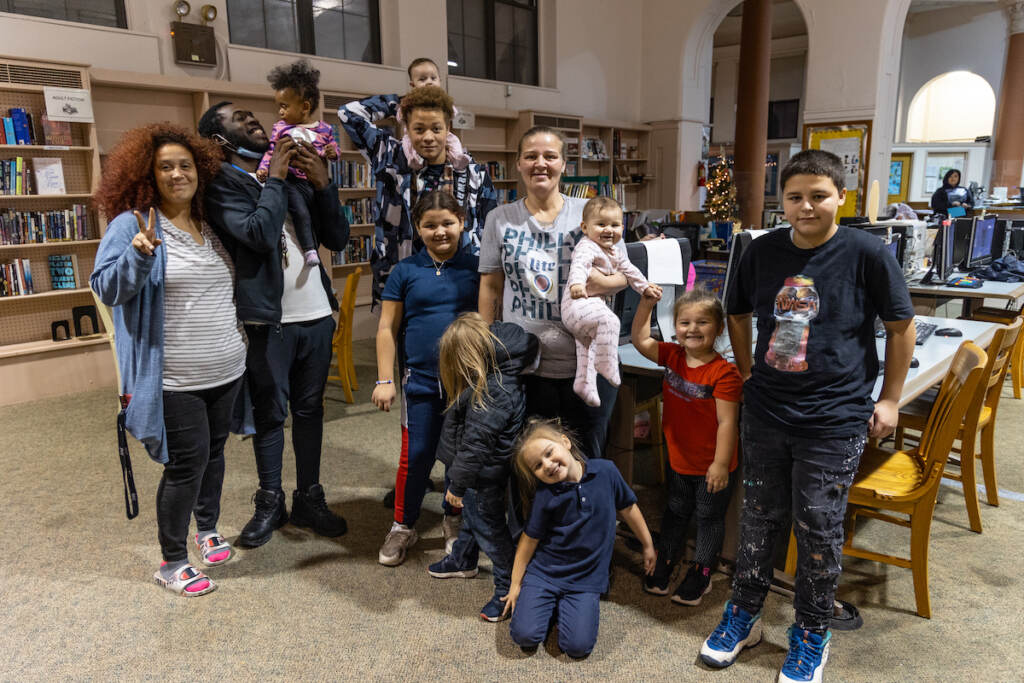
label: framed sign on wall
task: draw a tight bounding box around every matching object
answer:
[802,120,872,219]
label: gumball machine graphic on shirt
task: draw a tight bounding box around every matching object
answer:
[765,274,819,372]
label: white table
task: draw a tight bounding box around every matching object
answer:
[908,278,1024,318]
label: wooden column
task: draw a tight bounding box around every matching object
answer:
[992,1,1024,191]
[733,0,772,228]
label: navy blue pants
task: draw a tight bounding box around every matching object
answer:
[245,315,335,492]
[448,485,515,595]
[731,410,866,632]
[395,369,453,527]
[510,573,601,658]
[157,377,242,562]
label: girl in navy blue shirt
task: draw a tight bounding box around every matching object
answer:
[372,191,479,567]
[503,419,656,658]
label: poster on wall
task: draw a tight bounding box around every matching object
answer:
[802,120,872,218]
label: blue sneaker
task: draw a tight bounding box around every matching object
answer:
[480,593,508,622]
[778,627,831,683]
[699,601,763,668]
[427,554,478,579]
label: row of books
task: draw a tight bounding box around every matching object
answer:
[496,188,518,204]
[560,177,628,207]
[343,198,374,224]
[0,206,91,245]
[1,156,67,195]
[328,158,371,188]
[1,109,73,146]
[485,161,507,180]
[1,258,36,296]
[331,236,375,265]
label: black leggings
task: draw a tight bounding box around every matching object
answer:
[656,469,734,569]
[157,377,242,562]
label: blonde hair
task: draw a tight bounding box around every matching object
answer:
[439,313,500,411]
[512,418,587,514]
[673,285,725,331]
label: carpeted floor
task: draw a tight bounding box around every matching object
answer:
[2,340,1023,681]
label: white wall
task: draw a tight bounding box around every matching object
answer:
[896,3,1008,142]
[0,0,642,122]
[892,142,989,202]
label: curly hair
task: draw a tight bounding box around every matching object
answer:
[268,59,321,110]
[92,123,222,223]
[399,85,454,125]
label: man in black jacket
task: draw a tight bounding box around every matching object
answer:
[198,101,350,547]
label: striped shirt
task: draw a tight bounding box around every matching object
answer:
[160,214,247,391]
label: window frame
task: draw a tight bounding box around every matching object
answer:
[227,0,381,64]
[447,0,538,87]
[0,0,127,29]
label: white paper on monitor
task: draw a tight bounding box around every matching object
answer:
[657,285,677,342]
[642,238,684,285]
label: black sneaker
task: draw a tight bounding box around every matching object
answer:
[643,560,673,596]
[672,563,712,606]
[291,484,348,537]
[237,488,288,548]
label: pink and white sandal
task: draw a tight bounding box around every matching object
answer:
[153,563,216,597]
[195,533,232,566]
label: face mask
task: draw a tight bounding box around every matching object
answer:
[211,133,265,160]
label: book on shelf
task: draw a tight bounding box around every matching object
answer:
[496,188,518,204]
[1,157,35,195]
[9,108,32,145]
[41,115,73,146]
[329,158,371,188]
[0,257,35,296]
[0,205,91,244]
[48,253,79,289]
[32,157,66,195]
[342,197,375,224]
[2,118,15,145]
[485,161,507,180]
[560,176,629,208]
[331,235,375,265]
[581,137,609,161]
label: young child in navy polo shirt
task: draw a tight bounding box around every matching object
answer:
[503,419,656,659]
[371,191,479,567]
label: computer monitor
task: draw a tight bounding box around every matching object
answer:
[887,233,904,268]
[721,231,751,310]
[966,216,997,268]
[993,218,1008,260]
[923,220,957,283]
[1009,219,1024,256]
[951,217,974,267]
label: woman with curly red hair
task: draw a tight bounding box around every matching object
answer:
[91,123,248,597]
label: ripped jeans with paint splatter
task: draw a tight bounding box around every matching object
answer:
[730,409,866,633]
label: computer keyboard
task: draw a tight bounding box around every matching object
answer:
[914,320,937,345]
[874,317,937,345]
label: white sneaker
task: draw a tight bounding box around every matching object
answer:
[378,522,418,566]
[442,514,462,555]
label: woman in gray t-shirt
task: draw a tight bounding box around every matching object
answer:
[478,126,626,460]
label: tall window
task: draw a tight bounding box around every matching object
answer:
[227,0,381,64]
[447,0,537,86]
[906,71,995,143]
[0,0,126,28]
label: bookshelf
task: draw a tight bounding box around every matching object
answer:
[511,111,654,210]
[0,56,112,406]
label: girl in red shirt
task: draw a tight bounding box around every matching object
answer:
[631,286,742,604]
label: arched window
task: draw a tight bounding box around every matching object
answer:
[906,71,995,142]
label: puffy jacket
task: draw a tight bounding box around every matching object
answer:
[436,321,539,496]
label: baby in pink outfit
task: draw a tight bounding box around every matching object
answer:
[399,58,471,170]
[562,196,663,407]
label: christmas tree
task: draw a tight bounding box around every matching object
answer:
[705,159,737,222]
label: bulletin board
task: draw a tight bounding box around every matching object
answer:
[888,153,913,204]
[802,120,872,219]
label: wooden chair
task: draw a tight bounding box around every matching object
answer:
[970,304,1024,399]
[894,318,1021,532]
[91,290,122,396]
[327,267,362,404]
[842,341,987,618]
[633,394,666,483]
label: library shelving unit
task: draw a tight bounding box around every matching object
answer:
[511,111,654,210]
[0,57,114,406]
[452,106,520,205]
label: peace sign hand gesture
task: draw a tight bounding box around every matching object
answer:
[131,207,162,256]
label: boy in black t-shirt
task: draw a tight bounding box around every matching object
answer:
[699,150,916,683]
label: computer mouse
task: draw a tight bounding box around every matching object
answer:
[910,357,920,368]
[935,328,963,337]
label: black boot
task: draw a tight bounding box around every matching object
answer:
[291,484,347,537]
[237,488,288,548]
